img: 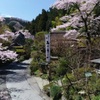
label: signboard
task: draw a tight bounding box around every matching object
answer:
[85,72,92,77]
[45,34,50,63]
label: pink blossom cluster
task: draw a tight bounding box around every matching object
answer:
[0,50,18,63]
[0,31,15,41]
[51,22,71,31]
[21,30,33,39]
[0,30,34,41]
[22,30,34,39]
[52,0,98,11]
[60,15,71,22]
[64,30,79,39]
[51,15,83,31]
[79,0,98,12]
[52,0,79,10]
[0,43,18,63]
[15,30,34,39]
[51,0,100,39]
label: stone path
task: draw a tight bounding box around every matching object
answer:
[0,59,50,100]
[0,69,11,100]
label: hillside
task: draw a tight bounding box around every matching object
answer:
[3,17,29,32]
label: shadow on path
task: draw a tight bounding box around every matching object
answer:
[0,71,11,100]
[0,60,31,83]
[0,60,31,100]
[0,70,16,75]
[1,62,29,70]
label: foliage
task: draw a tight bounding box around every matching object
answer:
[13,46,23,49]
[51,17,62,28]
[27,1,100,99]
[33,31,47,54]
[50,85,62,100]
[56,58,69,76]
[13,38,33,61]
[13,46,25,58]
[30,59,39,75]
[41,74,48,79]
[0,22,18,65]
[23,38,33,59]
[30,50,46,75]
[66,26,74,31]
[0,39,11,47]
[25,8,66,34]
[92,95,100,100]
[35,31,47,42]
[30,31,47,75]
[94,4,100,17]
[0,24,11,34]
[52,0,100,43]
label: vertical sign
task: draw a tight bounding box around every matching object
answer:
[45,34,50,63]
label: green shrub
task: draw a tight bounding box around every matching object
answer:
[66,26,74,30]
[41,74,48,79]
[16,49,25,53]
[74,67,85,80]
[13,46,25,57]
[56,58,69,76]
[92,95,100,100]
[50,85,62,100]
[56,65,67,76]
[43,83,52,97]
[13,46,23,49]
[30,60,39,75]
[43,82,62,99]
[34,70,42,76]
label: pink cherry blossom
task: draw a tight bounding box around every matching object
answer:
[15,30,34,39]
[64,30,79,39]
[52,0,98,10]
[51,0,100,40]
[0,43,17,63]
[0,31,15,41]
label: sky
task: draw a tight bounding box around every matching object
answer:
[0,0,56,21]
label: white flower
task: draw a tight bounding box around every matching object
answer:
[0,44,18,63]
[64,30,79,39]
[51,0,100,40]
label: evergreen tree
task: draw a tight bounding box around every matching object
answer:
[39,9,48,31]
[25,8,66,33]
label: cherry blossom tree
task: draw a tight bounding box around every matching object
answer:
[0,17,17,64]
[0,43,18,64]
[52,0,100,43]
[51,1,100,99]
